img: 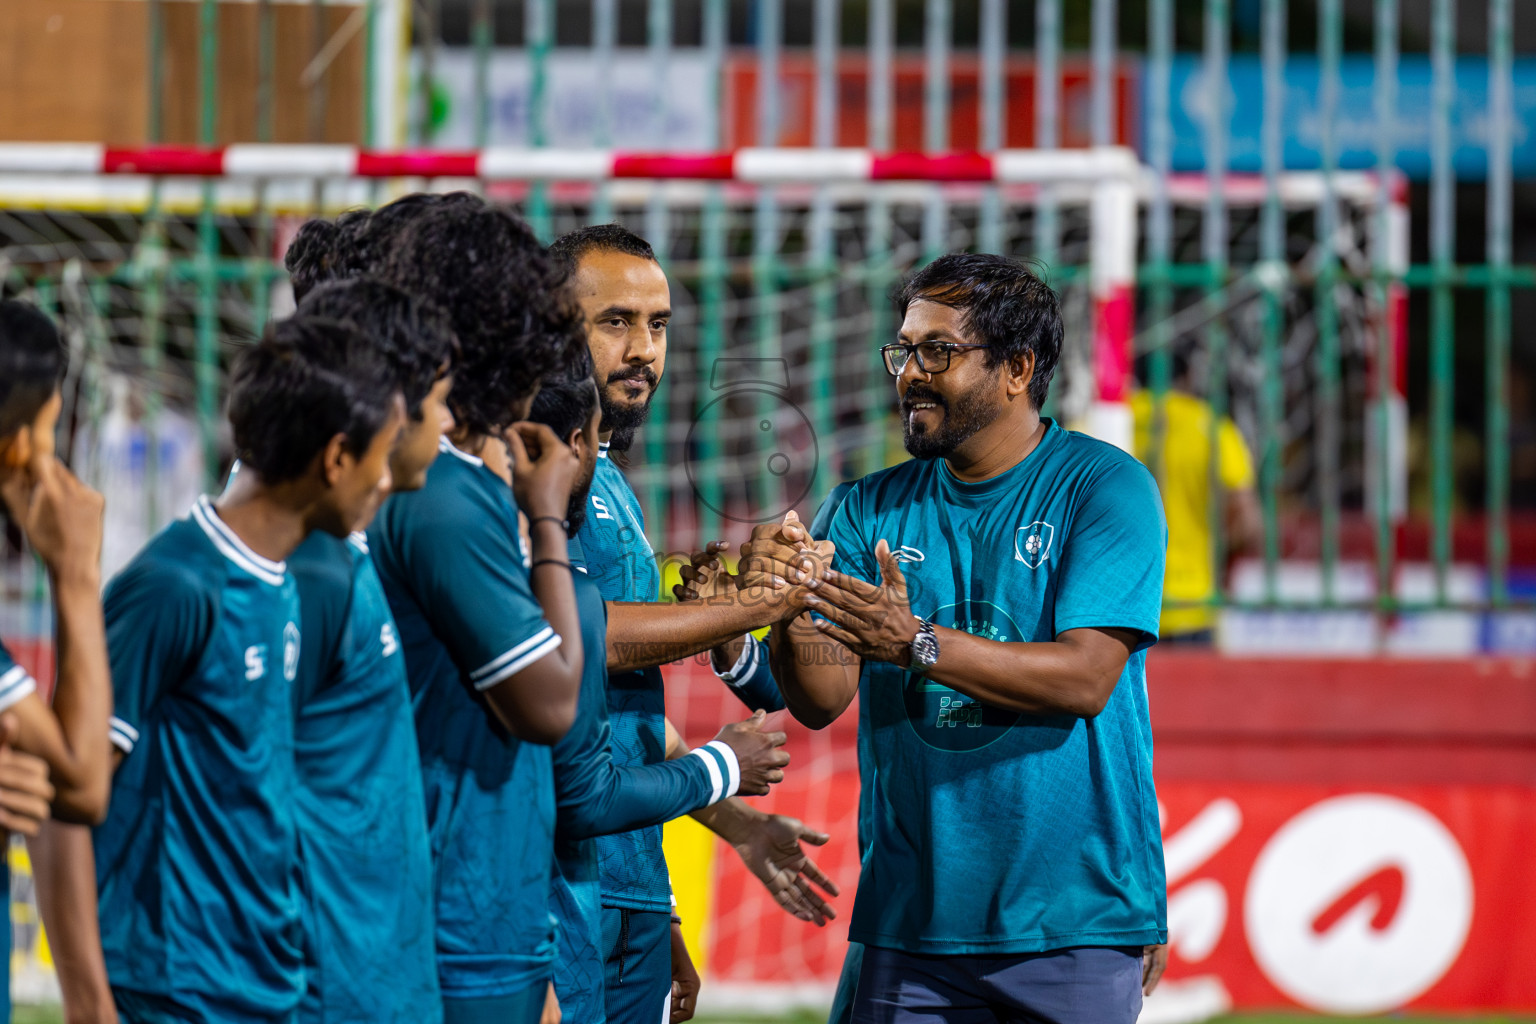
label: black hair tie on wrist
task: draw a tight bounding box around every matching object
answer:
[530,559,574,572]
[529,515,570,532]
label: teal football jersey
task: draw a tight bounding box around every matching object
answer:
[825,421,1169,955]
[367,438,562,999]
[551,536,736,1023]
[290,531,438,1024]
[0,640,37,1023]
[578,445,673,912]
[96,497,305,1022]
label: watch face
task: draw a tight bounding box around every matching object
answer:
[912,631,940,667]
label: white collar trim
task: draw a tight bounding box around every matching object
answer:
[439,436,485,467]
[191,497,288,587]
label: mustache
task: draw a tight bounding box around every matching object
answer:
[607,366,659,390]
[902,387,946,410]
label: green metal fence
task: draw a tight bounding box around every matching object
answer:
[1,0,1531,649]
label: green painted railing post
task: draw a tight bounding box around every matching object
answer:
[1316,0,1342,605]
[1203,0,1231,609]
[1429,0,1456,604]
[691,0,727,540]
[807,0,839,495]
[643,0,675,542]
[1146,0,1173,493]
[148,0,165,143]
[1486,0,1513,609]
[753,0,784,519]
[920,0,950,265]
[1372,0,1399,618]
[196,0,221,487]
[526,0,552,241]
[866,0,895,476]
[1258,0,1286,604]
[1034,0,1059,271]
[976,0,1006,255]
[472,0,492,148]
[590,0,617,223]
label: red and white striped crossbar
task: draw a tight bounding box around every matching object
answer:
[0,144,1139,184]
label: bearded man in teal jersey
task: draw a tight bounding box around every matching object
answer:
[747,254,1170,1024]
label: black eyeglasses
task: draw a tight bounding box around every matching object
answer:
[881,342,990,376]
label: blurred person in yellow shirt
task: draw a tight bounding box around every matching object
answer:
[1131,350,1262,644]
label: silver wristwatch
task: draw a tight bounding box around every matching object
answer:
[909,618,940,673]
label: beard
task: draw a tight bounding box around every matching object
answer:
[901,376,1001,460]
[599,367,658,452]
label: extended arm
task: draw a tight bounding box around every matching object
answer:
[605,581,802,673]
[557,743,735,841]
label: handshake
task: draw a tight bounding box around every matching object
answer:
[675,511,833,797]
[671,511,836,615]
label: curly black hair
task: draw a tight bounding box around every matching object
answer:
[297,277,459,421]
[896,253,1063,411]
[228,316,401,484]
[283,193,485,301]
[382,203,585,436]
[284,209,370,301]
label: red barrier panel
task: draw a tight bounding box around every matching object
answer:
[667,652,1536,1013]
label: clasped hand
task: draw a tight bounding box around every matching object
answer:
[738,516,919,667]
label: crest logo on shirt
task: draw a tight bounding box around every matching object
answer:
[380,623,399,658]
[1014,521,1055,569]
[590,494,615,521]
[892,545,926,564]
[283,622,301,682]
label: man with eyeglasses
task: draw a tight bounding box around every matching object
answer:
[741,253,1170,1024]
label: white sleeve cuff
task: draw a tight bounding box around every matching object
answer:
[109,715,140,755]
[715,635,759,684]
[471,626,561,690]
[0,665,36,715]
[686,740,742,804]
[705,740,742,799]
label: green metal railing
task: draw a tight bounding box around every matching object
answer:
[0,0,1531,643]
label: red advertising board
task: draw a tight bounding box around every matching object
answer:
[1155,782,1536,1015]
[722,55,1137,151]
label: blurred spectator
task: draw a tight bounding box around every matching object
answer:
[1131,352,1262,644]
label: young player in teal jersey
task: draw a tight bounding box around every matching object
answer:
[372,202,589,1024]
[285,278,460,1024]
[750,254,1170,1024]
[551,225,840,1022]
[40,317,407,1024]
[0,299,114,1024]
[525,367,794,1024]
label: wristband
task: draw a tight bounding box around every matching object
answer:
[529,515,570,532]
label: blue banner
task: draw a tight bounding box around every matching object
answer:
[1154,55,1536,179]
